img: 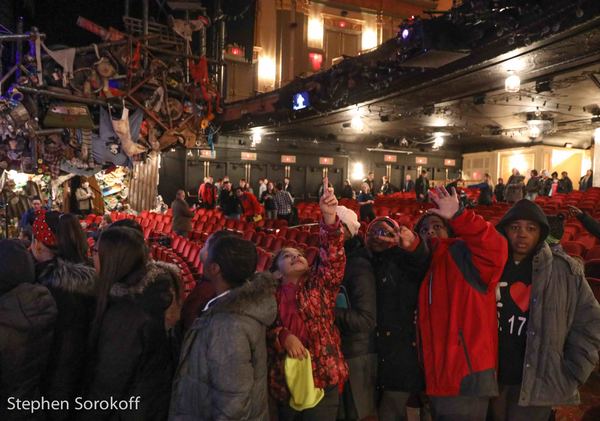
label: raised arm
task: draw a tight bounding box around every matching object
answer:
[429,187,508,289]
[315,177,346,290]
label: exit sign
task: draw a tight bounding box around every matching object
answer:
[281,155,296,163]
[444,159,456,166]
[200,150,215,159]
[241,152,257,161]
[319,157,334,165]
[384,154,397,163]
[415,157,428,164]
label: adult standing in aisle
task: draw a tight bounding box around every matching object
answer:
[415,170,430,203]
[171,190,194,237]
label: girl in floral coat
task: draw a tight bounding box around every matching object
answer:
[268,178,347,421]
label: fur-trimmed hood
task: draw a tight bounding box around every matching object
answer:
[109,261,181,298]
[208,272,277,327]
[36,258,97,296]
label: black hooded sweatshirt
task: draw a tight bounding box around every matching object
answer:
[496,199,550,385]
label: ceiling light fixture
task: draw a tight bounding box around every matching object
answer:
[505,71,521,93]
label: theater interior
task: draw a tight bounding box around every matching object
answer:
[1,0,600,419]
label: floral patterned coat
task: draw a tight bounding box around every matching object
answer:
[268,218,348,402]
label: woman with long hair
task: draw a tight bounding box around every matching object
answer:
[83,226,177,420]
[32,210,97,421]
[57,213,90,264]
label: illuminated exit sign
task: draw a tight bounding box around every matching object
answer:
[444,159,456,166]
[281,155,296,163]
[415,157,428,164]
[241,152,257,161]
[384,154,397,163]
[319,157,334,165]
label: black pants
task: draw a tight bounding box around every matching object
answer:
[490,385,552,421]
[429,396,489,421]
[278,386,339,421]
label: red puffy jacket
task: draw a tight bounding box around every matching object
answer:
[418,210,508,397]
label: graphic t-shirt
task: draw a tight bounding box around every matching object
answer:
[497,256,533,385]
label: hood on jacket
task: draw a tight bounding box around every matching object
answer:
[0,283,57,331]
[110,261,181,298]
[110,261,182,316]
[496,199,550,250]
[209,272,277,327]
[37,258,97,296]
[0,240,35,295]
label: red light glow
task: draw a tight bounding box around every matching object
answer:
[308,52,323,71]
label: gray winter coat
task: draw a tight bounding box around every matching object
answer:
[518,244,600,406]
[169,274,277,421]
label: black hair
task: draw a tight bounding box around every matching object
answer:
[551,171,558,178]
[276,182,283,190]
[111,218,143,233]
[31,196,41,202]
[57,213,89,264]
[90,226,148,348]
[531,169,538,177]
[206,236,257,287]
[414,213,454,238]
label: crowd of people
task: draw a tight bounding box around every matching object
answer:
[2,174,600,421]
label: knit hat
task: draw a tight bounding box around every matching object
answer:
[0,240,35,294]
[336,206,360,237]
[32,210,60,248]
[496,199,550,248]
[285,353,324,411]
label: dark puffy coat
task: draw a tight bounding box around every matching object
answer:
[558,176,574,194]
[525,176,541,193]
[494,183,505,202]
[0,283,57,421]
[336,236,376,359]
[370,238,429,393]
[170,274,277,420]
[415,176,430,200]
[35,258,97,421]
[82,262,180,421]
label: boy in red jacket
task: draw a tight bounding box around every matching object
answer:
[415,187,508,420]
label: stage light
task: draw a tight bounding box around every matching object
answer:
[351,162,365,181]
[505,72,520,93]
[401,28,410,40]
[432,134,444,150]
[362,28,378,50]
[528,125,541,139]
[351,116,364,131]
[594,128,600,143]
[307,17,324,49]
[564,143,573,148]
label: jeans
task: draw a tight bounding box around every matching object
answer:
[278,386,339,421]
[490,384,552,421]
[174,229,189,238]
[429,396,489,421]
[266,209,278,219]
[378,391,410,421]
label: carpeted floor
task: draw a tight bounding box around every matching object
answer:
[555,371,600,420]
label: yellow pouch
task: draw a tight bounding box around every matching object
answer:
[284,352,324,411]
